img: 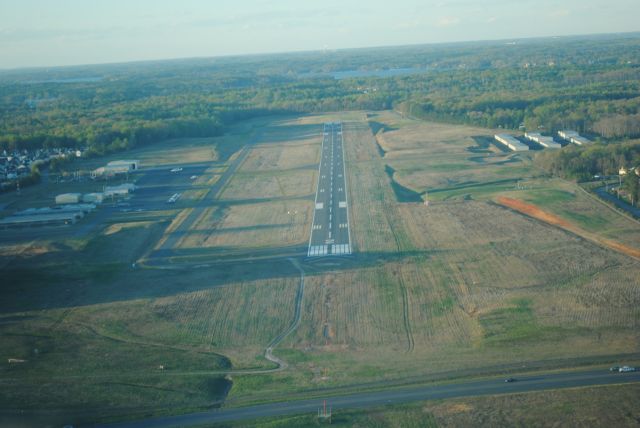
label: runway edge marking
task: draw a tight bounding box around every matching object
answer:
[339,122,353,255]
[307,124,327,257]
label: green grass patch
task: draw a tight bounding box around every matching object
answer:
[275,348,313,364]
[523,189,576,205]
[428,179,518,201]
[228,372,298,400]
[479,298,579,346]
[0,315,232,419]
[401,162,470,174]
[220,401,438,427]
[479,298,541,344]
[432,296,455,316]
[560,210,609,231]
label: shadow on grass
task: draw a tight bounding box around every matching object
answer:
[0,249,437,313]
[383,165,423,203]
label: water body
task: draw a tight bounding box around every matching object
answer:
[24,77,103,84]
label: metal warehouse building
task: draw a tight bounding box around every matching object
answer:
[104,183,136,198]
[0,212,80,229]
[524,132,562,149]
[55,193,82,204]
[92,160,140,178]
[0,204,96,229]
[106,160,139,172]
[495,134,529,152]
[558,130,592,146]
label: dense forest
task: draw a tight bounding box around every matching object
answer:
[534,141,640,204]
[535,141,640,179]
[1,32,640,158]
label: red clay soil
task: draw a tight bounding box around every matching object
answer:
[496,196,640,261]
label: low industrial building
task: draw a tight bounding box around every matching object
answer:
[558,130,592,145]
[55,193,81,204]
[494,134,529,151]
[104,183,136,198]
[106,160,139,172]
[0,212,81,229]
[524,132,562,149]
[82,192,104,204]
[558,130,579,140]
[12,204,95,217]
[0,200,96,229]
[570,136,592,146]
[92,159,140,178]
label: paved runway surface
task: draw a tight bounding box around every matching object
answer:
[99,369,640,427]
[307,123,351,257]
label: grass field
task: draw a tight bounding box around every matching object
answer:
[219,112,640,405]
[370,111,533,196]
[1,111,639,424]
[173,119,321,252]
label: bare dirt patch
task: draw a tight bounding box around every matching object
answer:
[497,196,640,260]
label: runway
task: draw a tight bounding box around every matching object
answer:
[307,122,351,257]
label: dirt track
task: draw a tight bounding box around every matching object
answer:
[496,196,640,261]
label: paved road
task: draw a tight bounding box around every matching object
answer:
[307,122,351,257]
[594,185,640,218]
[99,369,640,428]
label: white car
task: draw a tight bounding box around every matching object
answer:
[170,167,183,173]
[619,366,636,372]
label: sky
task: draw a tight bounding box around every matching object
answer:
[0,0,638,69]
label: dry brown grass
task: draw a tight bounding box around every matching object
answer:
[241,141,319,172]
[368,112,533,194]
[177,200,312,249]
[220,170,316,200]
[56,274,299,373]
[266,116,640,391]
[154,207,192,249]
[104,221,154,236]
[378,120,496,153]
[344,122,411,253]
[175,117,324,250]
[429,384,640,428]
[4,113,640,416]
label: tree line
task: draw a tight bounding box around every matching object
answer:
[534,141,640,206]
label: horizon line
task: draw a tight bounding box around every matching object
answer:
[1,30,639,73]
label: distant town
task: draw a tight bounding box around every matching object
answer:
[0,147,82,190]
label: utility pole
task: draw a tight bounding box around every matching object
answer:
[618,174,622,199]
[318,400,332,424]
